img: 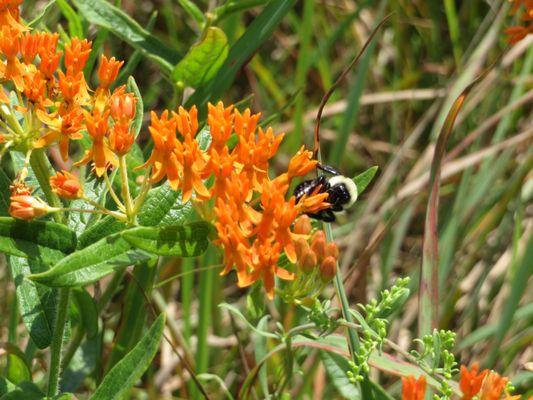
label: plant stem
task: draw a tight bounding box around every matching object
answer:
[47,288,70,396]
[103,170,126,211]
[119,156,134,222]
[30,149,63,222]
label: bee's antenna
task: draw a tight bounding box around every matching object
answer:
[313,13,393,161]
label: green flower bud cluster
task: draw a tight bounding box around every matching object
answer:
[347,278,411,383]
[411,329,458,399]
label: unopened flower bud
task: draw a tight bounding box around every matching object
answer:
[9,195,49,220]
[50,170,83,199]
[319,256,337,282]
[298,249,317,274]
[311,230,326,262]
[110,89,136,122]
[294,237,310,259]
[325,242,339,259]
[293,215,312,235]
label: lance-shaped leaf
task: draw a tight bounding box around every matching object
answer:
[0,218,76,265]
[89,314,165,400]
[122,222,211,257]
[9,256,56,349]
[172,27,228,89]
[353,166,378,195]
[72,0,181,74]
[0,169,10,216]
[28,233,153,287]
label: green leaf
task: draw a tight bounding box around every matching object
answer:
[122,222,211,257]
[0,217,76,253]
[28,233,153,287]
[320,351,360,399]
[0,169,10,216]
[218,303,277,339]
[9,257,56,349]
[0,343,31,385]
[172,27,228,88]
[353,166,378,195]
[0,377,16,397]
[186,0,296,107]
[78,183,195,248]
[61,335,99,393]
[0,218,75,264]
[56,0,83,38]
[0,381,44,400]
[126,76,143,138]
[28,0,56,28]
[89,314,165,400]
[137,183,192,226]
[71,288,98,338]
[72,0,180,74]
[177,0,205,26]
[77,215,124,249]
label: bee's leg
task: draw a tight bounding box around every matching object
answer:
[317,164,341,176]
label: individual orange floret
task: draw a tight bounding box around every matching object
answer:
[35,107,84,161]
[0,25,24,91]
[20,32,42,64]
[57,68,89,104]
[460,363,488,400]
[288,146,317,178]
[207,101,234,149]
[109,123,134,156]
[478,371,509,400]
[9,194,49,220]
[22,68,47,105]
[75,109,118,176]
[50,170,83,200]
[98,55,123,89]
[63,37,92,74]
[137,110,181,188]
[401,375,427,400]
[250,240,293,299]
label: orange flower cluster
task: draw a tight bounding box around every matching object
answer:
[0,2,136,175]
[505,0,533,44]
[401,364,522,400]
[141,102,330,298]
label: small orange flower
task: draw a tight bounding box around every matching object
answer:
[319,256,337,282]
[0,0,23,28]
[20,32,42,64]
[250,240,293,299]
[460,363,488,400]
[137,110,181,188]
[57,68,89,104]
[479,371,509,400]
[75,109,118,176]
[401,375,427,400]
[9,195,49,220]
[288,146,317,178]
[0,25,24,90]
[109,123,134,156]
[207,101,234,149]
[22,68,47,105]
[64,37,92,74]
[35,107,84,161]
[98,55,123,89]
[50,170,83,199]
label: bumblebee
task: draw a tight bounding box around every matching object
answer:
[294,164,358,222]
